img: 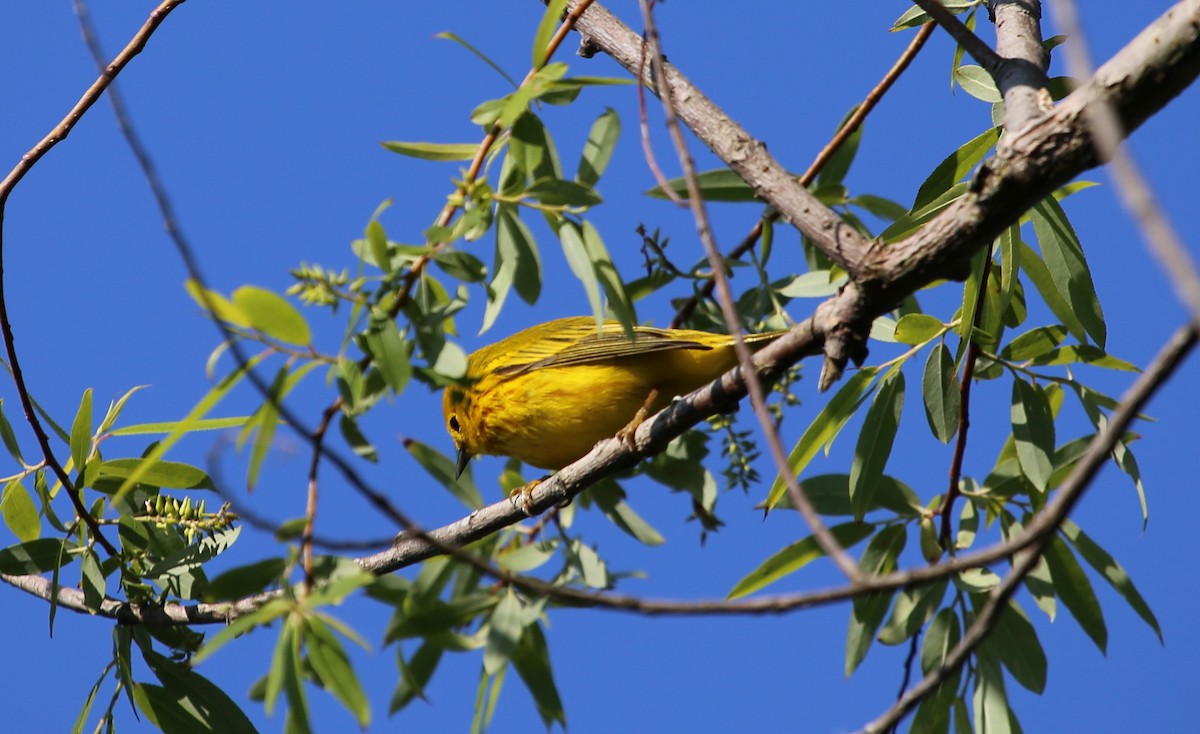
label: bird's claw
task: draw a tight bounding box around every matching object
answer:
[509,478,543,516]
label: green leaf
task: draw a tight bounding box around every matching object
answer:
[110,416,252,436]
[365,219,390,273]
[559,221,604,324]
[243,365,288,491]
[921,607,962,674]
[1011,379,1055,492]
[1,480,40,541]
[96,459,214,490]
[232,286,312,346]
[0,538,67,574]
[511,622,566,728]
[134,683,215,734]
[997,224,1020,318]
[205,558,286,602]
[877,578,949,645]
[80,549,105,613]
[581,221,636,328]
[892,1,977,30]
[185,279,252,328]
[913,126,1001,210]
[893,313,944,345]
[192,598,291,666]
[983,600,1047,693]
[510,113,562,184]
[484,589,526,675]
[381,141,479,161]
[765,369,878,509]
[954,65,1002,102]
[775,270,846,299]
[0,400,25,464]
[405,438,483,510]
[849,370,905,520]
[532,0,568,67]
[70,388,93,474]
[728,522,875,598]
[576,108,620,187]
[142,650,259,734]
[1061,519,1162,643]
[768,473,922,518]
[71,662,113,734]
[1043,534,1108,653]
[435,32,518,89]
[525,177,602,208]
[306,616,371,728]
[1001,325,1068,362]
[846,525,905,675]
[496,204,542,304]
[588,480,665,546]
[1031,197,1106,347]
[880,182,970,243]
[817,106,863,185]
[922,342,960,444]
[391,643,443,713]
[433,250,488,283]
[1029,344,1138,371]
[973,653,1015,734]
[646,168,759,202]
[364,320,412,395]
[1017,240,1089,343]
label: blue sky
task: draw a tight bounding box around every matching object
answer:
[1,2,1197,732]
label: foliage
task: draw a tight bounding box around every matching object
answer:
[0,2,1179,733]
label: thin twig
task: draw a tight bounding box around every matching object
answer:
[937,250,994,547]
[636,0,862,582]
[302,403,340,594]
[911,0,1005,74]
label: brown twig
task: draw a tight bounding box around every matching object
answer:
[301,403,340,594]
[937,250,994,547]
[911,0,1006,74]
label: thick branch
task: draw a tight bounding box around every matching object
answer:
[992,0,1053,131]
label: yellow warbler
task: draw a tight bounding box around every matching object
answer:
[443,316,784,476]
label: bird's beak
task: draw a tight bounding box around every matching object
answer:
[454,444,472,480]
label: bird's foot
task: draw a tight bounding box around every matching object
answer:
[615,388,659,451]
[509,478,544,516]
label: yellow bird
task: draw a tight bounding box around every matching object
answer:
[443,316,785,477]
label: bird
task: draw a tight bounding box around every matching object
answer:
[442,316,785,480]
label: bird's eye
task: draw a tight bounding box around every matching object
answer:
[449,415,461,432]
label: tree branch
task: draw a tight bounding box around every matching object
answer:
[991,0,1054,131]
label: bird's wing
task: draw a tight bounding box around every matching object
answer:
[494,324,711,376]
